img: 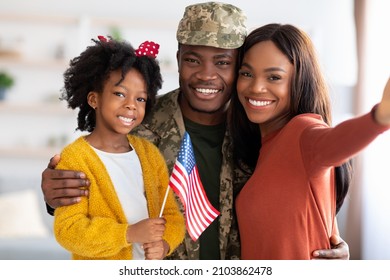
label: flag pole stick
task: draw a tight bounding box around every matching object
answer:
[159,185,170,217]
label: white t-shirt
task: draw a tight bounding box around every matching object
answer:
[92,145,148,260]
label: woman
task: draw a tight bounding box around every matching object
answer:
[230,23,390,259]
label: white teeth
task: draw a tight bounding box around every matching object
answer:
[248,99,272,107]
[119,116,134,123]
[195,88,219,95]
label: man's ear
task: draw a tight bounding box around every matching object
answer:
[176,49,180,72]
[87,91,98,109]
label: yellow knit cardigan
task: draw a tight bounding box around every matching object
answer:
[54,135,185,260]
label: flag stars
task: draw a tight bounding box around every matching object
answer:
[178,134,196,172]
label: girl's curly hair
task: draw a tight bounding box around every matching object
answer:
[61,37,162,132]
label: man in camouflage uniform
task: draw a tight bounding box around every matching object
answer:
[133,2,248,260]
[41,1,350,260]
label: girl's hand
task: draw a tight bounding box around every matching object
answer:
[375,77,390,126]
[126,218,166,244]
[143,240,170,260]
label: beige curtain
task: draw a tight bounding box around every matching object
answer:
[343,0,366,260]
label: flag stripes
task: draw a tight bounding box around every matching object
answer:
[168,132,220,241]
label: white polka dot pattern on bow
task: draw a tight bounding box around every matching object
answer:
[135,41,160,58]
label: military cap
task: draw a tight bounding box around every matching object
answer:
[176,1,247,49]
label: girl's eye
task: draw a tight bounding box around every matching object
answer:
[115,92,125,97]
[137,97,147,102]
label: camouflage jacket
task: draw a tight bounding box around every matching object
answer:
[132,89,249,260]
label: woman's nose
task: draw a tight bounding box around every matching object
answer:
[251,79,267,94]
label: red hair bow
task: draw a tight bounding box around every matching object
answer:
[97,35,109,42]
[135,41,160,58]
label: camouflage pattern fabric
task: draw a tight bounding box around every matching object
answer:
[176,1,247,49]
[132,89,250,259]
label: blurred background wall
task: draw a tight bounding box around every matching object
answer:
[0,0,388,259]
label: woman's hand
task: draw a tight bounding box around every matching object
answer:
[375,77,390,126]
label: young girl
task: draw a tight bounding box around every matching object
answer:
[54,36,185,260]
[229,23,390,259]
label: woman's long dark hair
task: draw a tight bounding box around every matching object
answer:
[229,24,352,213]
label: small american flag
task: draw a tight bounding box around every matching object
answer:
[168,132,220,241]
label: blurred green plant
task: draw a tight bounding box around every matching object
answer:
[0,71,14,89]
[109,26,122,41]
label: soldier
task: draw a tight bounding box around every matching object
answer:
[41,1,349,260]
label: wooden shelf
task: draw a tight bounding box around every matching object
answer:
[0,102,74,116]
[0,12,176,29]
[0,13,79,25]
[0,56,68,70]
[0,146,61,159]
